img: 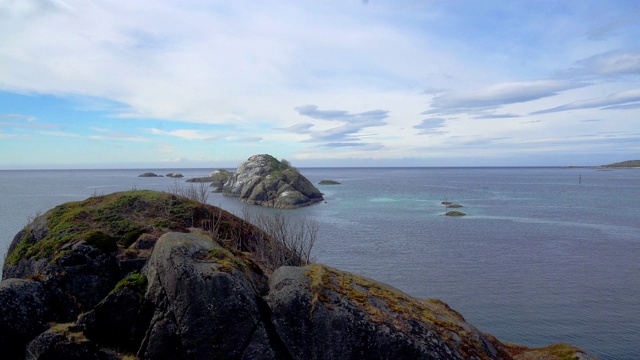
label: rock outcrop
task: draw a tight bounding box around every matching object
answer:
[223,154,324,209]
[138,172,162,177]
[0,190,596,360]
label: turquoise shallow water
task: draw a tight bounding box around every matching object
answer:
[1,167,639,359]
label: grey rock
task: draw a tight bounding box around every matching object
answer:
[266,265,508,360]
[26,328,119,360]
[78,286,152,351]
[0,279,52,359]
[223,154,323,209]
[165,173,184,178]
[41,243,121,322]
[140,232,279,359]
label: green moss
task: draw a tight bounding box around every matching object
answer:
[84,230,117,253]
[4,190,233,265]
[112,271,148,298]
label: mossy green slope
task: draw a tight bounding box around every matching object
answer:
[4,190,254,268]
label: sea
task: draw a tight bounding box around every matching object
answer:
[0,167,638,359]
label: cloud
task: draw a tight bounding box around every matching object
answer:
[472,112,520,119]
[38,130,81,137]
[426,80,582,115]
[146,128,211,140]
[0,121,59,129]
[279,123,314,134]
[293,105,389,145]
[0,113,36,122]
[533,89,640,114]
[564,50,640,78]
[237,136,263,142]
[586,17,638,41]
[414,118,447,135]
[89,127,147,142]
[295,105,388,124]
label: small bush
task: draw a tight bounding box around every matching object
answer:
[84,230,118,253]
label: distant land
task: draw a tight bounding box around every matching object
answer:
[600,160,640,168]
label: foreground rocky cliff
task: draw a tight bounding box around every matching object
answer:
[0,190,594,359]
[223,154,324,209]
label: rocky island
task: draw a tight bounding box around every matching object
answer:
[318,180,341,185]
[223,154,324,209]
[600,160,640,168]
[138,172,162,177]
[0,190,595,359]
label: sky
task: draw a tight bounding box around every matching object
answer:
[1,0,639,169]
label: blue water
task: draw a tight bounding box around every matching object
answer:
[1,167,639,359]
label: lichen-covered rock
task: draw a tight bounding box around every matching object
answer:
[78,282,151,352]
[140,232,280,359]
[26,324,119,360]
[0,279,52,359]
[223,154,323,209]
[266,264,511,360]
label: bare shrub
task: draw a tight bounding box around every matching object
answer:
[242,209,318,271]
[169,179,210,203]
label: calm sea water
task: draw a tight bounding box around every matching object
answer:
[1,167,639,359]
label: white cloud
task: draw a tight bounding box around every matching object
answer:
[0,1,639,166]
[533,88,640,114]
[146,128,212,140]
[427,80,583,115]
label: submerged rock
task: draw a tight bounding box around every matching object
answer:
[223,154,324,209]
[318,180,341,185]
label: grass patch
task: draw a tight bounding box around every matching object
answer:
[112,271,148,298]
[4,190,237,266]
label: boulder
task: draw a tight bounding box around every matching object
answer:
[0,279,52,358]
[266,264,509,359]
[26,324,119,360]
[139,232,281,359]
[223,154,324,209]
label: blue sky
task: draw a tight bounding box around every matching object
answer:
[1,0,639,169]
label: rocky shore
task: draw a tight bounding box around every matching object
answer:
[0,190,595,359]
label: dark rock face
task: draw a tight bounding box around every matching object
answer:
[266,265,507,360]
[42,243,122,321]
[138,172,162,177]
[0,279,52,359]
[140,232,279,359]
[27,328,119,360]
[223,154,324,209]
